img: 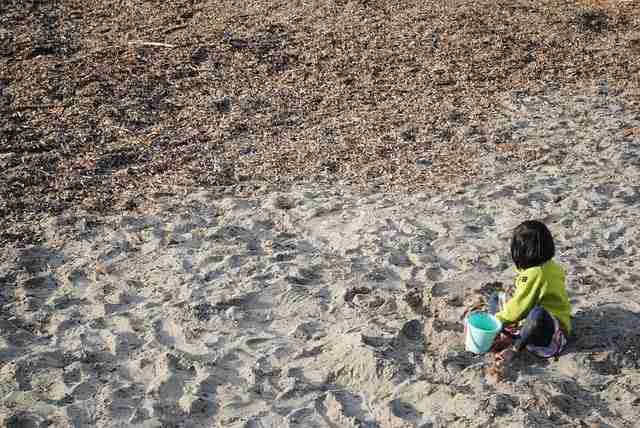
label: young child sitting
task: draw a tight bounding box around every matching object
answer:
[489,220,572,361]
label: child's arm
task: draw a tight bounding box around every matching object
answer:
[495,269,543,326]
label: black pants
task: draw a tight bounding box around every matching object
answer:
[488,293,555,351]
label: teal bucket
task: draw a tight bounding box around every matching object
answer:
[465,312,502,354]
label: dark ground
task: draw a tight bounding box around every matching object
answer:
[1,0,639,245]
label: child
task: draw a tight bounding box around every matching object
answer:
[489,220,572,361]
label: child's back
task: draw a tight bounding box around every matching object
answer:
[489,220,572,360]
[496,259,571,336]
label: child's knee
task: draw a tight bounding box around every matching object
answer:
[487,292,501,314]
[528,305,547,322]
[489,292,501,303]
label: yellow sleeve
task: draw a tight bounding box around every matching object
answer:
[495,268,542,326]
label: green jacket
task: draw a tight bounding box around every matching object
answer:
[496,259,572,336]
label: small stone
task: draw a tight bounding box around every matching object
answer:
[287,408,313,424]
[254,356,278,376]
[389,253,411,267]
[179,395,211,415]
[29,45,57,58]
[272,195,293,210]
[211,96,232,113]
[379,297,398,313]
[191,47,209,64]
[608,103,624,113]
[365,269,386,282]
[344,287,371,305]
[319,160,338,173]
[286,267,318,285]
[448,111,464,124]
[495,128,512,144]
[367,296,385,308]
[446,295,463,307]
[464,125,481,137]
[225,306,243,320]
[240,95,272,113]
[400,319,422,340]
[597,80,609,96]
[361,334,391,347]
[512,120,529,129]
[416,158,432,169]
[228,38,251,49]
[577,10,608,33]
[403,289,423,314]
[400,128,417,142]
[239,146,256,156]
[544,81,560,93]
[272,111,302,127]
[3,413,42,428]
[291,322,316,340]
[351,293,384,309]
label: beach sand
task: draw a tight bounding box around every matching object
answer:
[2,92,640,426]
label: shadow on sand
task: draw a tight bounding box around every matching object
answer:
[564,305,640,373]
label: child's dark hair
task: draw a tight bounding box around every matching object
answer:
[511,220,555,269]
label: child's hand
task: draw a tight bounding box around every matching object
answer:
[490,333,513,353]
[495,348,517,363]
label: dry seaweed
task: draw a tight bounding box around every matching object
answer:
[1,0,639,244]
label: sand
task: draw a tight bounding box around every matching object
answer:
[1,91,640,427]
